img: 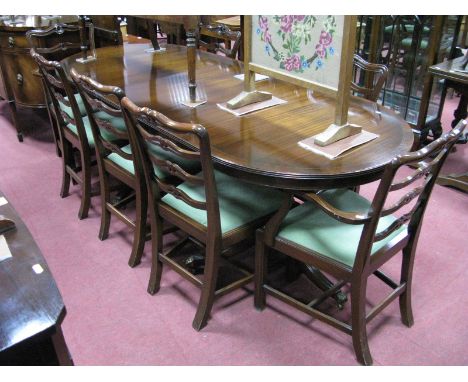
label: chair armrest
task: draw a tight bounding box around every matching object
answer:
[299,192,372,225]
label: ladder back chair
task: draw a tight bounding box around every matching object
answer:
[254,120,466,365]
[31,49,96,219]
[351,54,389,103]
[121,96,285,331]
[26,23,82,61]
[70,69,146,267]
[197,24,242,59]
[27,24,83,156]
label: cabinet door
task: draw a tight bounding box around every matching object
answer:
[0,61,10,100]
[0,51,46,107]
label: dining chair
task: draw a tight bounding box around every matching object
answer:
[27,23,83,156]
[351,54,389,103]
[31,49,97,220]
[254,119,466,365]
[70,69,146,267]
[121,96,285,331]
[197,24,242,59]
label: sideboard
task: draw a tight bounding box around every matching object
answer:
[0,15,79,141]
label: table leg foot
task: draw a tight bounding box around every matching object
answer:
[303,264,348,309]
[8,100,23,143]
[437,173,468,193]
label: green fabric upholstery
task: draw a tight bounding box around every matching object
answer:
[401,37,428,50]
[277,189,407,268]
[66,114,126,148]
[107,144,201,179]
[59,93,87,119]
[59,93,125,132]
[161,170,284,234]
[66,116,95,147]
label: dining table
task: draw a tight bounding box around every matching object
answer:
[62,41,414,191]
[61,40,414,307]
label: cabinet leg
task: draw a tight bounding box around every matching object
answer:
[7,100,23,143]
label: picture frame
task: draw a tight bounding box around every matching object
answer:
[243,15,357,127]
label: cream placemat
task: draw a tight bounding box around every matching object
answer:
[180,99,207,108]
[298,130,379,159]
[234,73,269,82]
[217,96,287,116]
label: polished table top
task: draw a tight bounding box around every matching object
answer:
[0,191,66,353]
[62,42,414,190]
[429,55,468,85]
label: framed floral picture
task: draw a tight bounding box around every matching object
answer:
[243,15,356,123]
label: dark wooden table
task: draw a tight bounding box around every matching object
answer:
[429,55,468,192]
[62,42,414,191]
[0,191,72,365]
[62,42,414,308]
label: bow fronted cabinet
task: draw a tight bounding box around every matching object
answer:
[355,16,467,144]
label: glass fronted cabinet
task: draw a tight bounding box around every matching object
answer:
[355,16,464,143]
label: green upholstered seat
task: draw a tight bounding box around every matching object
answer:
[59,93,87,119]
[384,24,431,35]
[107,143,201,179]
[400,37,428,50]
[276,189,407,268]
[66,116,95,147]
[161,170,284,234]
[66,113,126,148]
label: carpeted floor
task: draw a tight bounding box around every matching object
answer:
[0,94,467,366]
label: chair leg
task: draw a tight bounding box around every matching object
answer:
[351,280,373,366]
[254,229,268,311]
[78,150,92,220]
[399,245,416,327]
[192,240,221,331]
[128,185,148,268]
[147,208,163,295]
[98,172,111,241]
[60,141,73,198]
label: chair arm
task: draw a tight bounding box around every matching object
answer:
[299,192,372,225]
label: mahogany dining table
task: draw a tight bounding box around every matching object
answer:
[61,40,415,307]
[61,41,414,192]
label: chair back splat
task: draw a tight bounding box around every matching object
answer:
[255,120,466,365]
[27,23,82,61]
[351,54,389,102]
[71,69,149,268]
[27,24,85,156]
[121,96,284,331]
[31,49,95,219]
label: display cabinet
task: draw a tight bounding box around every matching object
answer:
[355,16,463,143]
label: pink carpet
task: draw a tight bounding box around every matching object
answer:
[0,96,467,366]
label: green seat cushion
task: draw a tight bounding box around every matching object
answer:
[107,143,201,179]
[277,189,407,268]
[66,114,126,148]
[66,116,96,147]
[161,170,284,234]
[59,93,87,119]
[401,37,428,50]
[384,24,431,34]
